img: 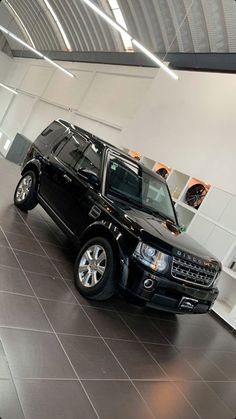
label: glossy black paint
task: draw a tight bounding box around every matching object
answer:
[21,119,221,313]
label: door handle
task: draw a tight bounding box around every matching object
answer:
[63,173,72,183]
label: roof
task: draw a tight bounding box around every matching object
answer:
[57,118,165,182]
[1,0,236,70]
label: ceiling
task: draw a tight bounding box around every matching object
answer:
[0,0,236,64]
[1,0,236,53]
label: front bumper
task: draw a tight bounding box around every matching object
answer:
[121,259,219,314]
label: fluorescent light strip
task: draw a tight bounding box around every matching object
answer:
[81,0,178,80]
[0,82,18,95]
[0,25,74,77]
[132,40,178,80]
[4,0,36,48]
[42,0,72,51]
[108,0,133,51]
[81,0,131,40]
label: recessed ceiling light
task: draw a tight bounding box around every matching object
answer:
[0,25,74,77]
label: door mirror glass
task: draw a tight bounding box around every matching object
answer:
[78,168,100,189]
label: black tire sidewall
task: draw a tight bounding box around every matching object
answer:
[14,171,38,210]
[74,236,115,299]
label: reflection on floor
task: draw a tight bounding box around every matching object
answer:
[0,158,235,419]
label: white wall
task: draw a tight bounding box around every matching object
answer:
[120,69,236,195]
[0,54,156,152]
[2,52,236,196]
[0,51,12,80]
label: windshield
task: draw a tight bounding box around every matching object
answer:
[106,154,177,222]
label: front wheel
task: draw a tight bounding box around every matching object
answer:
[74,237,116,301]
[14,171,38,211]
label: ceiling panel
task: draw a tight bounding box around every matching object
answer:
[0,0,236,57]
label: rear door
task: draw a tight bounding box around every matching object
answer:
[39,133,103,235]
[38,132,88,223]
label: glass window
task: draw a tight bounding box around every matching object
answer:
[108,156,140,197]
[107,154,176,222]
[57,133,88,168]
[75,142,103,177]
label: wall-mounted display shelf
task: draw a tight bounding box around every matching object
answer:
[128,149,142,160]
[180,177,211,210]
[166,170,190,201]
[153,162,172,179]
[121,146,236,328]
[175,203,195,229]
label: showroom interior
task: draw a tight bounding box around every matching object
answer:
[0,0,236,418]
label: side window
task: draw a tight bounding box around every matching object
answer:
[75,142,103,177]
[108,156,140,198]
[57,134,88,169]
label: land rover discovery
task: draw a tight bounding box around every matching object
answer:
[14,119,221,313]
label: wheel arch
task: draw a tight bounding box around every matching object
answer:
[21,159,41,181]
[79,221,133,285]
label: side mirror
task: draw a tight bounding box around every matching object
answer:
[78,168,100,189]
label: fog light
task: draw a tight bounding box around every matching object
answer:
[143,278,154,290]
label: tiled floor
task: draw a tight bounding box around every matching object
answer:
[0,157,235,419]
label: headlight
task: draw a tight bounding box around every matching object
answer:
[133,242,169,273]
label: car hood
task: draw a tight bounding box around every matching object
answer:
[116,203,219,263]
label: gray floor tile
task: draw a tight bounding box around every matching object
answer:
[6,232,46,256]
[0,265,33,295]
[205,350,236,379]
[15,250,58,276]
[41,242,75,262]
[176,381,234,419]
[178,348,229,381]
[27,272,77,303]
[208,381,236,414]
[0,229,9,247]
[30,225,62,245]
[0,328,76,379]
[1,220,33,237]
[0,341,11,378]
[54,260,74,279]
[15,379,97,419]
[83,380,154,419]
[41,300,98,336]
[0,379,25,419]
[106,339,167,380]
[0,246,20,268]
[120,312,169,344]
[59,334,126,379]
[0,293,51,330]
[144,343,200,381]
[135,381,200,419]
[84,307,137,340]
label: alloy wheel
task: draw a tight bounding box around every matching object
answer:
[78,244,107,287]
[15,175,32,202]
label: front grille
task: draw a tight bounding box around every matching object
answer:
[171,257,217,288]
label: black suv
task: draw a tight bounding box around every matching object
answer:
[14,119,221,314]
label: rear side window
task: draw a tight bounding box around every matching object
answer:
[34,122,67,154]
[57,133,88,168]
[75,142,103,177]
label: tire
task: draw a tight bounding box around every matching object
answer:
[14,171,38,211]
[74,236,116,301]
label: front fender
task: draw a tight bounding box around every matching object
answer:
[79,220,137,287]
[22,158,42,176]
